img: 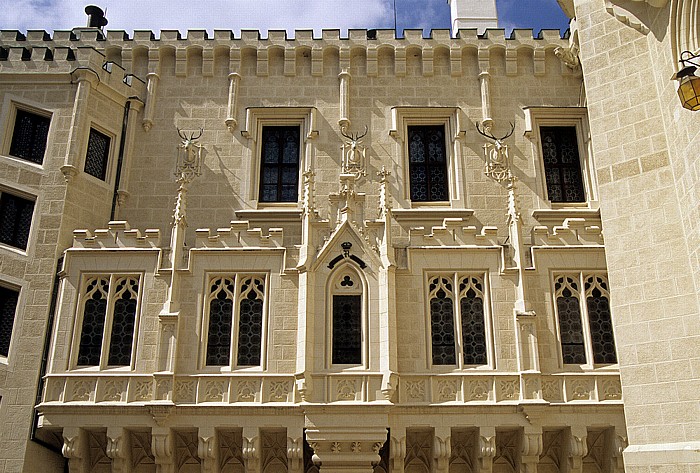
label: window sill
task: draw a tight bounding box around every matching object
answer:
[236,208,302,222]
[392,208,474,223]
[0,242,28,257]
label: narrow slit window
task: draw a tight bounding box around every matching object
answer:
[332,294,362,364]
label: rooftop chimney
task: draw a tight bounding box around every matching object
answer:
[447,0,498,35]
[85,5,108,29]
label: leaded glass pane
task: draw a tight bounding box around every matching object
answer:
[84,128,110,181]
[430,283,456,366]
[259,126,300,202]
[237,277,264,366]
[408,125,448,202]
[9,109,50,164]
[107,278,138,366]
[459,278,486,365]
[206,278,234,366]
[332,295,362,364]
[0,192,34,250]
[77,278,109,366]
[540,127,585,203]
[555,277,586,364]
[585,277,617,364]
[0,286,19,357]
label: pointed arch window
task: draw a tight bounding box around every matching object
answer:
[75,275,141,368]
[554,273,617,366]
[204,275,267,368]
[330,267,364,366]
[428,274,490,368]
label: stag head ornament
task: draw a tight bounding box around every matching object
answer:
[175,127,203,182]
[476,121,515,183]
[340,125,368,178]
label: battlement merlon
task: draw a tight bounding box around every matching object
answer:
[0,28,572,79]
[72,221,161,249]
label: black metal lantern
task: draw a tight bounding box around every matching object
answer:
[672,51,700,111]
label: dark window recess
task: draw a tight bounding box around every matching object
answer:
[541,126,586,203]
[84,128,110,181]
[332,295,362,364]
[0,286,19,357]
[556,277,586,364]
[408,125,449,202]
[0,192,34,250]
[9,109,50,164]
[585,276,617,364]
[430,286,456,365]
[237,277,264,366]
[259,126,300,202]
[107,278,138,366]
[459,278,487,365]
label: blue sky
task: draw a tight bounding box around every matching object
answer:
[1,0,570,36]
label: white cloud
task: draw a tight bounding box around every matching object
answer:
[0,0,395,36]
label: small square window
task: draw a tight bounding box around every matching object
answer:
[259,126,300,203]
[9,109,50,165]
[0,285,19,357]
[408,125,449,202]
[84,128,111,181]
[0,190,35,251]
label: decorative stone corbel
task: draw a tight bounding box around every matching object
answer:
[107,427,132,473]
[434,433,451,473]
[242,432,260,473]
[152,428,175,473]
[478,433,496,473]
[380,371,397,401]
[225,72,241,132]
[62,427,88,473]
[198,431,217,473]
[610,435,627,473]
[295,373,311,402]
[521,432,543,473]
[603,0,669,34]
[287,437,303,473]
[390,436,406,473]
[566,428,587,473]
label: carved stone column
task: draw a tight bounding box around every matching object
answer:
[521,431,543,473]
[477,428,496,473]
[338,69,351,129]
[152,428,175,473]
[62,427,88,473]
[288,435,303,473]
[142,72,159,132]
[107,427,132,473]
[225,72,242,132]
[115,98,145,214]
[62,69,98,182]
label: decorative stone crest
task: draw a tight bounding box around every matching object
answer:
[340,125,368,178]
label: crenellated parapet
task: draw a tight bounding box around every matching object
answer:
[195,221,284,249]
[408,219,499,247]
[72,221,161,249]
[0,27,573,80]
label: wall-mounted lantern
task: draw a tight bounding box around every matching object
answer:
[672,51,700,111]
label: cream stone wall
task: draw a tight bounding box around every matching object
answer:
[569,0,700,470]
[0,15,633,473]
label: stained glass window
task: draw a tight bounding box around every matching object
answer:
[205,275,266,368]
[459,277,487,365]
[540,126,585,203]
[9,109,50,164]
[206,278,234,366]
[585,275,617,364]
[429,277,456,365]
[259,126,300,202]
[237,277,265,366]
[555,276,586,364]
[84,128,110,181]
[107,277,139,366]
[77,277,110,366]
[408,125,448,202]
[0,191,35,250]
[332,295,362,364]
[0,285,19,357]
